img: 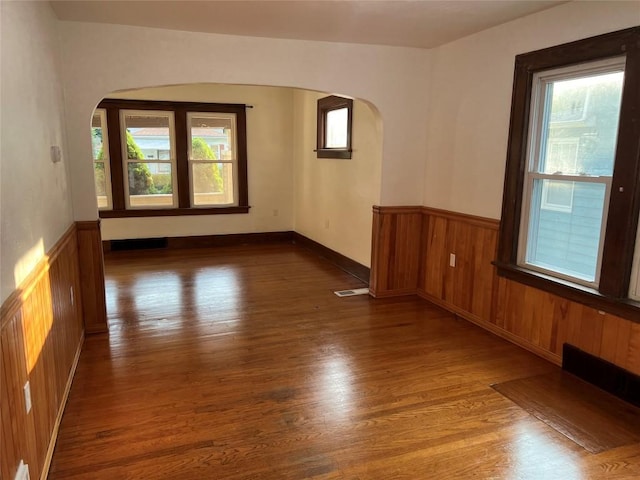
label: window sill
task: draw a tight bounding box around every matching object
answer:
[99,206,250,218]
[315,149,352,159]
[494,261,640,323]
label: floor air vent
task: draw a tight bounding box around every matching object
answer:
[334,288,369,297]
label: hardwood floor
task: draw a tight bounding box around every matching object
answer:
[48,243,640,479]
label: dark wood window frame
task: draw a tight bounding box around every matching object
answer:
[496,26,640,320]
[97,98,249,218]
[316,95,353,159]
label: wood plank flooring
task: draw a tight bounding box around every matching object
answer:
[492,372,640,454]
[48,243,640,479]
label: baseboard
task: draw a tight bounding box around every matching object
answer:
[40,331,84,480]
[292,233,370,284]
[417,289,562,366]
[103,231,295,252]
[369,287,417,298]
[102,230,369,283]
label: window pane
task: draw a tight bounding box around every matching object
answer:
[541,180,574,212]
[539,71,624,175]
[124,113,171,160]
[91,113,104,160]
[94,161,108,208]
[127,162,174,207]
[189,114,235,160]
[192,163,234,206]
[325,108,348,148]
[526,179,607,282]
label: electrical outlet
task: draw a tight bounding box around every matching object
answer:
[449,253,456,267]
[14,460,30,480]
[24,381,32,414]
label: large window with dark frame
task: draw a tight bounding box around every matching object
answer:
[496,27,640,318]
[91,99,249,217]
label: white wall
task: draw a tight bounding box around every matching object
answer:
[0,2,74,303]
[423,0,640,219]
[293,91,382,267]
[57,22,431,226]
[98,84,295,240]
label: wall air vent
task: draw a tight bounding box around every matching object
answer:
[110,237,168,251]
[563,343,640,407]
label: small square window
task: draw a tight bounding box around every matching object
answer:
[316,95,353,159]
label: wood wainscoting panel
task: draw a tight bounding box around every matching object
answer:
[76,221,108,334]
[0,224,85,480]
[369,206,423,297]
[366,205,640,375]
[419,208,499,322]
[1,309,40,480]
[494,277,640,375]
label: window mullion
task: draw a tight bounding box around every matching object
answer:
[106,107,125,210]
[174,109,190,208]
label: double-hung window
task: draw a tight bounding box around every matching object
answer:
[497,27,640,318]
[187,112,237,206]
[519,58,624,286]
[92,99,249,217]
[121,110,177,209]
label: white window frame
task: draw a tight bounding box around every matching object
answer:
[517,57,625,288]
[120,110,178,209]
[187,112,238,207]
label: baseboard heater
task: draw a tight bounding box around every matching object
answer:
[562,343,640,408]
[109,237,168,251]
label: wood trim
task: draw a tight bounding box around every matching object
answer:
[174,109,190,208]
[418,288,562,366]
[599,38,640,296]
[99,206,250,218]
[99,98,248,112]
[76,220,108,334]
[39,332,84,480]
[103,231,295,252]
[373,205,423,215]
[170,231,294,250]
[292,233,370,284]
[371,287,417,298]
[421,207,500,230]
[105,107,125,210]
[236,106,249,207]
[495,261,640,321]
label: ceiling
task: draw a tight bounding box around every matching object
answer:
[50,0,568,49]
